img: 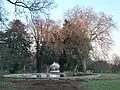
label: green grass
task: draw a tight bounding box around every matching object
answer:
[99,73,120,80]
[84,80,120,90]
[0,81,20,90]
[83,74,120,90]
[0,81,11,86]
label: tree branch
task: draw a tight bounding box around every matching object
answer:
[7,0,30,9]
[92,25,111,41]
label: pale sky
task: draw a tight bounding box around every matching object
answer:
[4,0,120,58]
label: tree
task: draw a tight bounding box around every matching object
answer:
[0,31,9,70]
[62,19,91,72]
[0,19,31,73]
[46,6,116,72]
[65,6,116,60]
[89,60,111,73]
[111,54,120,72]
[28,18,59,72]
[3,0,55,73]
[5,0,54,20]
[45,18,92,72]
[112,54,120,65]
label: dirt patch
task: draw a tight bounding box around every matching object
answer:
[0,78,86,90]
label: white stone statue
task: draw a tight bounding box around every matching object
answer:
[50,62,60,72]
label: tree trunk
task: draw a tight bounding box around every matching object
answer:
[59,56,66,72]
[74,65,78,72]
[60,64,64,72]
[23,65,26,72]
[36,41,41,73]
[83,60,86,72]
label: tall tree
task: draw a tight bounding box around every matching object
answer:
[65,6,116,60]
[2,0,55,73]
[62,19,91,71]
[0,19,31,73]
[46,6,116,72]
[28,18,59,72]
[45,19,91,72]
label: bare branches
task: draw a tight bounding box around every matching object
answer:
[7,0,29,9]
[7,0,54,12]
[91,24,111,41]
[65,6,116,60]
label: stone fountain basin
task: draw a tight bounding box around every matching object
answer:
[3,73,60,78]
[3,72,101,80]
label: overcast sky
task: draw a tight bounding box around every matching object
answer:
[4,0,120,59]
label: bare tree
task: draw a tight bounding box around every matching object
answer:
[64,6,116,60]
[28,18,59,72]
[6,0,55,22]
[112,54,120,65]
[6,0,54,13]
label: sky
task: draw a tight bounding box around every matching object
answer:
[4,0,120,58]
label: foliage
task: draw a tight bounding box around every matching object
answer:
[65,6,116,60]
[0,20,31,73]
[111,54,120,73]
[39,43,59,65]
[45,18,92,72]
[29,18,59,72]
[0,2,117,73]
[2,0,55,73]
[88,60,111,73]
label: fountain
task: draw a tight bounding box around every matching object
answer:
[3,62,101,80]
[50,62,60,73]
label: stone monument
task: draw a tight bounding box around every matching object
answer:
[50,62,60,73]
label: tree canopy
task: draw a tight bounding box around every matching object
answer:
[0,1,117,73]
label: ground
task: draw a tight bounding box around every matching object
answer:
[1,73,120,90]
[0,78,85,90]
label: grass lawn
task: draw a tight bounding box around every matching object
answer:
[0,81,11,86]
[0,80,26,90]
[84,79,120,90]
[83,74,120,90]
[0,81,16,90]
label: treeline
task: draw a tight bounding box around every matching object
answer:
[0,6,116,74]
[88,58,120,73]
